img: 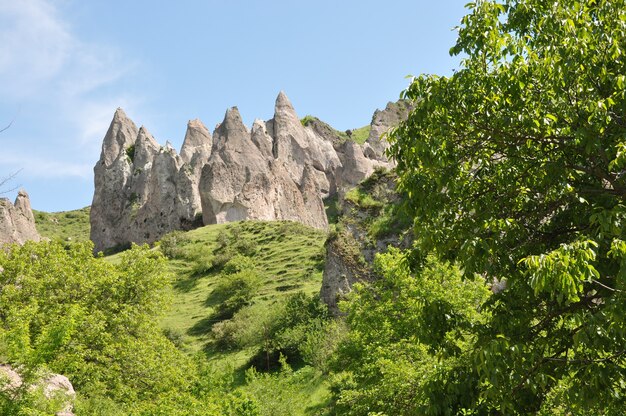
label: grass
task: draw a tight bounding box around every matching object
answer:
[300,115,371,145]
[156,220,331,414]
[349,125,371,144]
[159,220,327,353]
[102,219,331,413]
[33,207,91,242]
[344,187,385,210]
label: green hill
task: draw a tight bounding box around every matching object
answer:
[33,206,91,242]
[158,220,326,353]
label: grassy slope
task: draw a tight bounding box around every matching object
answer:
[301,115,371,145]
[157,220,330,414]
[33,207,91,242]
[160,220,326,352]
[102,220,331,413]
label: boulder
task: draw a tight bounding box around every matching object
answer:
[0,364,75,415]
[0,190,41,245]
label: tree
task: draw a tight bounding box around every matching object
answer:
[388,0,626,413]
[0,241,194,411]
[331,250,489,416]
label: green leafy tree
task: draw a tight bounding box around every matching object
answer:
[0,241,194,410]
[330,250,489,415]
[388,0,626,412]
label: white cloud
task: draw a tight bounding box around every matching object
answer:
[0,0,73,98]
[0,150,92,179]
[0,0,140,178]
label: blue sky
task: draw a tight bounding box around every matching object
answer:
[0,0,467,212]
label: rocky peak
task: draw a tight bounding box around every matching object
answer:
[217,107,248,139]
[100,108,138,167]
[133,126,159,169]
[365,100,412,160]
[0,189,41,245]
[91,93,409,252]
[180,119,211,164]
[274,91,299,123]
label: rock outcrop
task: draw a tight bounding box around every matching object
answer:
[199,95,329,230]
[90,93,408,252]
[320,170,413,315]
[0,190,41,245]
[0,364,76,415]
[91,109,208,252]
[364,100,412,160]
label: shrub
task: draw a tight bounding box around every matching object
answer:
[159,230,190,259]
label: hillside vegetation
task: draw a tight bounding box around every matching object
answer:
[158,220,326,352]
[5,1,626,414]
[33,207,91,242]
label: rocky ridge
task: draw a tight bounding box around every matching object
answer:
[0,190,41,245]
[91,92,409,252]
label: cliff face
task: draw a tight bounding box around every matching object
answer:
[90,109,209,252]
[0,190,41,245]
[90,92,407,252]
[320,170,413,315]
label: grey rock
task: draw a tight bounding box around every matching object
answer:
[0,190,41,245]
[199,104,328,230]
[365,100,412,160]
[320,171,412,315]
[0,364,75,415]
[90,94,409,252]
[100,108,138,167]
[180,119,212,164]
[90,111,208,252]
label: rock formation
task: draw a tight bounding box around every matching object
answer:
[0,190,41,245]
[0,364,76,415]
[363,100,412,160]
[199,94,330,230]
[90,93,408,252]
[90,109,209,252]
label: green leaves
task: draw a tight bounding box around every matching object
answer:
[521,240,599,304]
[0,241,193,408]
[387,0,626,412]
[331,250,489,415]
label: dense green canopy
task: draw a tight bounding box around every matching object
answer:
[387,0,626,413]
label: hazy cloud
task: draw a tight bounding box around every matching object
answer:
[0,0,139,178]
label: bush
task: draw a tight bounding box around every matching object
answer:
[159,230,190,259]
[185,245,214,275]
[212,258,261,319]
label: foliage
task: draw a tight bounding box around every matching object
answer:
[158,230,191,259]
[330,249,489,415]
[388,0,626,412]
[125,144,135,163]
[213,256,262,319]
[0,241,195,410]
[344,187,384,210]
[33,206,91,243]
[243,356,329,416]
[212,292,335,371]
[160,221,327,353]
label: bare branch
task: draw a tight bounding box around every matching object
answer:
[0,119,14,133]
[0,169,22,195]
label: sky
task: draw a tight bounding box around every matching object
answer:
[0,0,468,212]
